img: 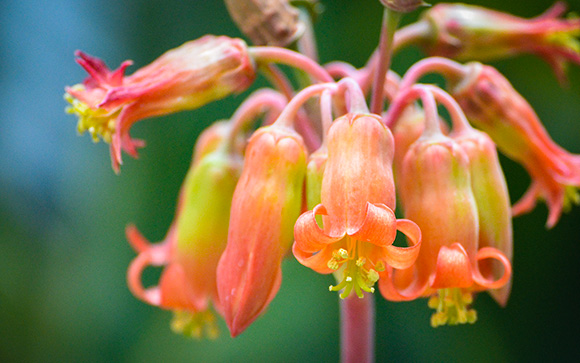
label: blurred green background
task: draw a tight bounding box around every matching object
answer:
[1,0,580,361]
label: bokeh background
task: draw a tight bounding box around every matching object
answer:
[2,0,580,361]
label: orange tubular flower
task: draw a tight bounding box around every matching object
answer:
[126,126,242,338]
[293,113,421,299]
[216,124,307,337]
[451,62,580,228]
[65,35,256,172]
[416,2,580,82]
[379,111,511,326]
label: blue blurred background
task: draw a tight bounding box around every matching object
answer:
[1,0,580,361]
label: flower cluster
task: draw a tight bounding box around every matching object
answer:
[65,0,580,348]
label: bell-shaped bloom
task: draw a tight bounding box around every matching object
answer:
[65,35,256,172]
[293,113,421,299]
[379,125,511,326]
[392,105,427,184]
[451,62,580,228]
[416,3,580,81]
[126,132,242,338]
[216,124,307,337]
[451,125,513,306]
[224,0,304,47]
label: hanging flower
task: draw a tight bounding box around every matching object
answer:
[293,113,421,299]
[216,123,307,337]
[415,2,580,82]
[126,125,242,338]
[65,35,256,172]
[450,62,580,228]
[379,116,511,326]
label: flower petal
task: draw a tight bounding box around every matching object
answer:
[431,243,473,289]
[294,204,344,254]
[127,251,162,307]
[384,218,422,270]
[472,247,512,292]
[349,203,396,247]
[292,242,343,275]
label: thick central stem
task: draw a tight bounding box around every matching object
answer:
[370,8,401,115]
[340,293,375,363]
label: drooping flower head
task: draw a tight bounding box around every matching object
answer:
[293,113,421,299]
[414,2,580,82]
[216,122,307,337]
[65,35,256,172]
[126,123,243,338]
[450,62,580,228]
[380,86,511,326]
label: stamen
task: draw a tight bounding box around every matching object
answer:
[327,242,381,299]
[428,288,478,327]
[563,186,580,212]
[64,90,119,144]
[171,309,219,339]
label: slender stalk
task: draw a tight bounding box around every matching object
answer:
[250,46,333,83]
[259,64,322,150]
[340,293,375,363]
[370,8,401,115]
[296,8,319,62]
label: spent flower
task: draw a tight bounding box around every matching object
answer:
[65,35,255,172]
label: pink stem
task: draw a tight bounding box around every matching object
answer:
[259,64,322,150]
[370,8,401,114]
[399,57,468,90]
[274,83,338,128]
[250,46,333,83]
[229,89,288,143]
[296,8,319,61]
[338,78,369,114]
[420,85,472,134]
[362,20,431,94]
[320,90,333,141]
[340,293,375,363]
[383,85,438,135]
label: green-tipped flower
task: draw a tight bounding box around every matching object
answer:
[415,3,580,82]
[126,125,242,339]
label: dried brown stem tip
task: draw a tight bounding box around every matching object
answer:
[380,0,429,13]
[224,0,305,47]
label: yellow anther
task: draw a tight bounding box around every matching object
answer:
[427,295,439,309]
[338,248,349,259]
[356,257,366,267]
[64,90,119,144]
[170,309,219,340]
[374,260,385,272]
[367,269,379,283]
[327,259,340,270]
[428,288,478,327]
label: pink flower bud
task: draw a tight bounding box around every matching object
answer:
[418,3,580,81]
[65,35,256,172]
[216,124,307,337]
[451,62,580,228]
